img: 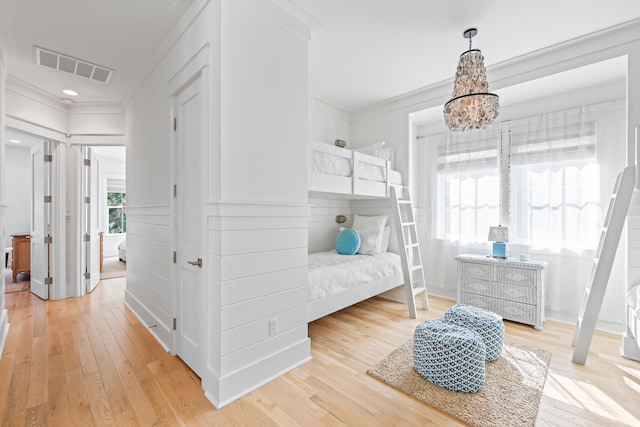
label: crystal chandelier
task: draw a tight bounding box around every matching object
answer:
[443,28,499,131]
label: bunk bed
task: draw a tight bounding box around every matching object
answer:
[309,140,403,198]
[308,249,404,322]
[306,141,426,322]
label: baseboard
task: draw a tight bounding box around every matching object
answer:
[203,337,311,408]
[124,290,172,352]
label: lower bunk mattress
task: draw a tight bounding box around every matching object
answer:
[308,250,402,301]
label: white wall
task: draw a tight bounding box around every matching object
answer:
[309,96,352,145]
[4,145,30,247]
[125,0,312,407]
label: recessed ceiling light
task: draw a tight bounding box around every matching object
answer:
[62,89,78,96]
[10,139,21,144]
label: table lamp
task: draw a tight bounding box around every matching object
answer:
[488,226,508,259]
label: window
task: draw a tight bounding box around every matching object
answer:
[419,99,625,318]
[437,171,499,244]
[433,125,502,245]
[433,111,599,253]
[108,192,126,234]
[511,161,599,253]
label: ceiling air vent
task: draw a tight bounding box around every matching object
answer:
[34,46,115,84]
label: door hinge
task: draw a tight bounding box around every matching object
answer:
[84,196,91,204]
[173,251,177,264]
[44,235,53,244]
[44,195,52,203]
[173,117,177,131]
[84,272,91,279]
[84,159,91,166]
[44,277,53,285]
[83,234,90,242]
[173,184,177,197]
[173,318,177,330]
[44,154,53,162]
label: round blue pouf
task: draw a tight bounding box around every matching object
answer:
[413,319,486,393]
[444,304,505,362]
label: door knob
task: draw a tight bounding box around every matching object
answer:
[187,258,202,268]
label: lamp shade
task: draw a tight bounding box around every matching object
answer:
[488,226,508,242]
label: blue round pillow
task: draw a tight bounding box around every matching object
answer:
[336,228,360,255]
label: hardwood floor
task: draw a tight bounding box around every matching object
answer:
[1,280,639,426]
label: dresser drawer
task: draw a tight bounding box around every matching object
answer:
[496,266,537,286]
[460,278,537,304]
[459,261,493,281]
[459,292,539,325]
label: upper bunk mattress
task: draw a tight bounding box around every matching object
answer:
[308,250,401,301]
[312,151,403,185]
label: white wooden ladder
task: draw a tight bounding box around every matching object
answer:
[390,186,430,318]
[572,165,635,364]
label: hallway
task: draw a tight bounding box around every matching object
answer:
[0,278,221,426]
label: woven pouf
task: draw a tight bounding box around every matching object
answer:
[444,304,505,362]
[413,319,486,393]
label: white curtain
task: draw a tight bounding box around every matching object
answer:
[418,99,627,322]
[417,123,501,297]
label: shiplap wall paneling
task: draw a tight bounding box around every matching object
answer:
[308,197,352,253]
[207,205,310,407]
[123,207,173,350]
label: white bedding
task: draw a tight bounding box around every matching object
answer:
[313,151,403,185]
[308,250,402,301]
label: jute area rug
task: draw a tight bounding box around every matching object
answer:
[367,340,551,427]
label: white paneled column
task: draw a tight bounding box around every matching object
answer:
[204,202,310,407]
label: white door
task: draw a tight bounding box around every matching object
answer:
[89,154,100,290]
[30,141,50,300]
[82,148,101,293]
[175,75,204,376]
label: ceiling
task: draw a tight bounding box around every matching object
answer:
[0,0,639,112]
[0,0,195,104]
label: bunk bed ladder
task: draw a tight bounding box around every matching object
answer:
[572,165,635,364]
[391,186,430,318]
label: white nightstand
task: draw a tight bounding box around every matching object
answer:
[455,254,546,330]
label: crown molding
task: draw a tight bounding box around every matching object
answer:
[352,18,640,122]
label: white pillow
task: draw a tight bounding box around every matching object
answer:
[355,141,385,158]
[379,146,395,169]
[387,227,400,254]
[357,229,381,255]
[381,225,391,252]
[352,214,389,253]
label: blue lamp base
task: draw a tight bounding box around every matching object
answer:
[492,242,506,259]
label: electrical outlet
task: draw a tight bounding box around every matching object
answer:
[269,318,278,335]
